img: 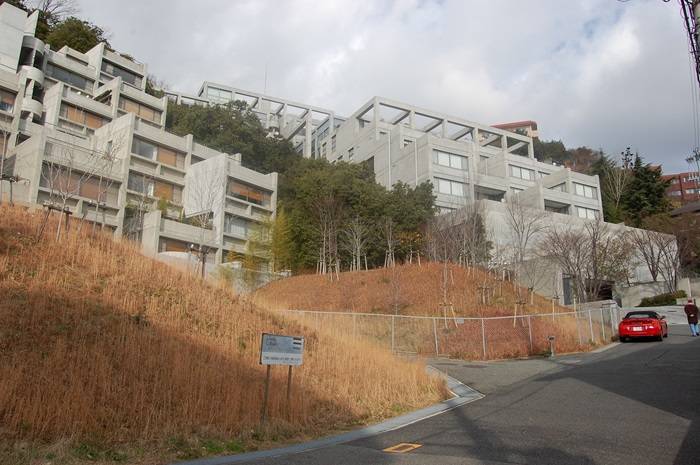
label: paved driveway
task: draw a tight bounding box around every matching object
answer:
[243,325,699,465]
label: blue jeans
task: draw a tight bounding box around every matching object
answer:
[691,323,699,336]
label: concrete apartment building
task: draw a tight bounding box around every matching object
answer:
[0,3,278,268]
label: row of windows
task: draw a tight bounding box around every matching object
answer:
[433,149,468,170]
[131,137,185,169]
[576,206,599,220]
[127,171,182,204]
[436,177,467,197]
[573,182,597,199]
[227,179,272,207]
[40,164,120,203]
[119,97,162,124]
[60,103,107,130]
[45,62,94,91]
[101,61,142,87]
[510,165,535,181]
[206,87,233,104]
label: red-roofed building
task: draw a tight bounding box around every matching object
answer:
[492,120,539,139]
[661,171,700,204]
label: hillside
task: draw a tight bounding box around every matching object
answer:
[0,207,446,465]
[255,263,569,317]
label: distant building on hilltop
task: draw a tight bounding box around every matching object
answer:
[662,171,700,205]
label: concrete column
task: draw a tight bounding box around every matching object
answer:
[408,110,415,129]
[501,134,508,152]
[303,114,312,158]
[528,139,535,159]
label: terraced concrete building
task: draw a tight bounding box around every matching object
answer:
[0,3,277,268]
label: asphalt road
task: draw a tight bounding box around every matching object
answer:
[243,325,700,465]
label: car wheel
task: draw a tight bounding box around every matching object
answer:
[657,333,664,342]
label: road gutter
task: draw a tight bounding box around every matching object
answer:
[171,369,483,465]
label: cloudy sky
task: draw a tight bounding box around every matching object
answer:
[76,0,697,172]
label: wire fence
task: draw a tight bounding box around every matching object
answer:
[281,304,622,360]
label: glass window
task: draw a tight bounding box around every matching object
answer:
[574,182,598,199]
[224,215,248,236]
[433,149,467,171]
[59,103,106,129]
[576,206,598,220]
[435,177,466,197]
[0,89,15,113]
[101,61,142,87]
[127,171,181,203]
[45,63,93,91]
[510,165,534,180]
[206,87,232,104]
[119,98,162,124]
[131,137,184,168]
[227,179,271,207]
[131,137,157,160]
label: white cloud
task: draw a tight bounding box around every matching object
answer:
[76,0,697,172]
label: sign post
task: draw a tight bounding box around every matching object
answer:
[259,333,304,427]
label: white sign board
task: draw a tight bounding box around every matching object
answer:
[260,333,304,366]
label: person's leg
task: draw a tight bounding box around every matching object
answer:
[690,324,698,336]
[694,323,700,336]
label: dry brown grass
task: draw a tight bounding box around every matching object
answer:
[255,262,569,317]
[0,206,446,465]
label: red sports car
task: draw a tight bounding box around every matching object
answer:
[619,311,668,342]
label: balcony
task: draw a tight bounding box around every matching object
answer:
[160,217,217,248]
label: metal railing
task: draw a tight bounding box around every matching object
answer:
[280,305,622,360]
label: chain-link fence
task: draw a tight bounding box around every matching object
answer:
[281,304,622,360]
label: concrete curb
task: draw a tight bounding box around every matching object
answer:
[171,368,483,465]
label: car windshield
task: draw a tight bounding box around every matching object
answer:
[624,312,658,319]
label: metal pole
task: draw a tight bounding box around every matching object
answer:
[432,317,439,356]
[588,309,595,343]
[600,308,606,342]
[260,365,271,427]
[576,311,583,346]
[481,318,487,359]
[527,315,533,353]
[286,366,293,419]
[391,315,395,353]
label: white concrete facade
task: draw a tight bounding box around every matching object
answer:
[0,3,278,267]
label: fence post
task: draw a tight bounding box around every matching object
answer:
[527,315,533,353]
[588,309,595,343]
[600,308,606,342]
[481,318,487,359]
[432,317,439,356]
[391,315,395,353]
[609,307,616,338]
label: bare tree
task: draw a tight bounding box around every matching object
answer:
[123,172,155,241]
[31,0,78,19]
[381,216,398,268]
[600,153,633,215]
[313,194,342,279]
[342,216,369,271]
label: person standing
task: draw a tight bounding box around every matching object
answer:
[684,299,699,337]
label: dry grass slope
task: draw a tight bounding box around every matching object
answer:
[0,207,446,465]
[255,263,569,317]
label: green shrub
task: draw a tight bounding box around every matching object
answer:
[638,290,687,307]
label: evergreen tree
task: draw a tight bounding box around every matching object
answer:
[621,155,670,227]
[44,17,110,53]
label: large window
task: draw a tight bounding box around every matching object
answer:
[436,177,467,197]
[128,172,182,203]
[0,89,15,113]
[224,215,248,236]
[206,87,232,104]
[510,165,534,181]
[131,137,185,168]
[101,61,142,87]
[576,206,598,220]
[45,63,93,91]
[433,149,468,170]
[573,182,598,199]
[119,98,162,124]
[40,164,119,202]
[59,103,106,129]
[227,179,271,207]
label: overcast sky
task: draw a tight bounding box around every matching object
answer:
[76,0,698,172]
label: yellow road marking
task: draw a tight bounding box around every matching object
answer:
[382,443,422,453]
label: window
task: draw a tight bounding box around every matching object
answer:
[322,142,327,158]
[573,182,597,199]
[227,179,271,207]
[224,215,248,236]
[128,172,181,203]
[331,134,336,151]
[101,61,142,87]
[510,187,524,193]
[0,89,15,113]
[206,87,232,104]
[119,98,162,124]
[403,138,414,148]
[348,147,354,159]
[45,63,93,91]
[40,164,118,202]
[670,178,679,184]
[670,190,682,196]
[576,206,598,220]
[59,103,106,129]
[435,177,467,197]
[131,137,185,168]
[433,149,468,170]
[510,165,534,180]
[439,207,456,215]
